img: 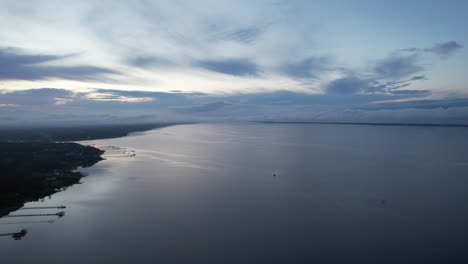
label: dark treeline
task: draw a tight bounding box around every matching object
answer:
[0,142,104,217]
[0,123,178,217]
[261,121,468,127]
[0,123,177,217]
[0,123,178,142]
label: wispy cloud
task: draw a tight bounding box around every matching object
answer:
[217,27,264,44]
[281,57,331,79]
[373,54,423,79]
[401,41,463,59]
[126,56,173,68]
[196,58,259,76]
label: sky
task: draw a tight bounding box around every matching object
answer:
[1,0,467,126]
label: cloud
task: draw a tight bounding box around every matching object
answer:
[223,89,429,106]
[220,27,263,44]
[0,47,119,81]
[409,75,427,81]
[84,92,153,103]
[399,48,419,52]
[127,56,173,68]
[388,90,430,95]
[196,58,259,76]
[93,89,207,107]
[368,75,428,93]
[401,41,463,59]
[373,54,423,79]
[0,88,466,126]
[363,98,468,110]
[0,47,62,64]
[281,57,331,78]
[426,41,463,58]
[0,88,74,105]
[325,76,370,95]
[0,87,425,111]
[323,73,429,97]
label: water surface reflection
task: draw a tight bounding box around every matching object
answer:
[1,123,468,263]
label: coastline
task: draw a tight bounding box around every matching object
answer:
[260,121,468,127]
[0,142,104,217]
[0,123,181,143]
[0,123,177,218]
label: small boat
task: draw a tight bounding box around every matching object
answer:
[56,212,65,217]
[12,229,28,240]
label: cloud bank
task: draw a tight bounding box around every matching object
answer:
[1,88,467,126]
[0,1,467,125]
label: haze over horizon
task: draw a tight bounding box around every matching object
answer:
[1,0,467,125]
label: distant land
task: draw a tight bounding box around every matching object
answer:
[0,142,103,217]
[261,121,468,127]
[0,123,178,217]
[0,123,179,142]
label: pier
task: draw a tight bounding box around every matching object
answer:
[0,206,66,240]
[20,206,66,210]
[4,212,65,218]
[0,229,28,240]
[1,220,55,225]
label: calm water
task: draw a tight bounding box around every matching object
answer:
[1,123,468,263]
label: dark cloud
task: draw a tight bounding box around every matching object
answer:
[325,76,371,95]
[196,59,259,76]
[324,73,429,97]
[373,54,423,79]
[401,41,463,59]
[0,88,73,105]
[226,90,427,106]
[281,57,331,78]
[0,47,119,80]
[0,47,61,64]
[409,75,427,81]
[369,81,411,93]
[127,56,172,68]
[426,41,463,58]
[368,75,428,94]
[362,98,468,111]
[399,48,419,52]
[389,90,430,95]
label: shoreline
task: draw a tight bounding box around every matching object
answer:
[0,142,104,218]
[0,123,177,218]
[260,121,468,127]
[0,123,181,143]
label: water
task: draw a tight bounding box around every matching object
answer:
[1,123,468,263]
